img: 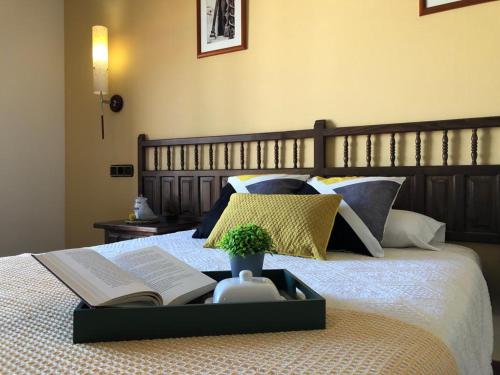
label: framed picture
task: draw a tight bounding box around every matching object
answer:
[420,0,497,15]
[197,0,247,58]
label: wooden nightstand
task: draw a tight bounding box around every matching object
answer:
[94,217,199,244]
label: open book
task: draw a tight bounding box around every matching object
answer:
[33,246,217,307]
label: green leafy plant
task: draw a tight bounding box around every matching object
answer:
[217,224,275,258]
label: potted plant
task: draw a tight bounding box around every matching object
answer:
[217,224,275,277]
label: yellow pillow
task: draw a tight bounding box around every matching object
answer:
[204,194,343,260]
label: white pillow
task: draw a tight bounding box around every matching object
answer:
[381,209,445,251]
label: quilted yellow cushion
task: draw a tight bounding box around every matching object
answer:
[204,194,343,260]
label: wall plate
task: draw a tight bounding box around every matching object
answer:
[110,164,134,177]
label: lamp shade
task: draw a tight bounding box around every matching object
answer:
[92,25,109,95]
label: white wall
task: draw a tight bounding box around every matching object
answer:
[0,0,65,255]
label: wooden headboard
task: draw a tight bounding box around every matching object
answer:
[138,116,500,244]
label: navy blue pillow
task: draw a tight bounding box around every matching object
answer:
[192,184,235,239]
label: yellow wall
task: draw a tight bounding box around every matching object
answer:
[0,0,65,256]
[65,0,500,248]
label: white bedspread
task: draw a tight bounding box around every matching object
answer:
[94,230,493,375]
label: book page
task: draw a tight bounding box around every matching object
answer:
[113,246,217,305]
[34,248,156,307]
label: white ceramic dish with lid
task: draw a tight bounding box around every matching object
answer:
[209,270,285,304]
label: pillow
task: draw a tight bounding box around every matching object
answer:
[204,194,343,260]
[192,174,309,239]
[227,174,309,193]
[381,209,446,251]
[307,176,406,257]
[192,184,235,239]
[296,182,377,257]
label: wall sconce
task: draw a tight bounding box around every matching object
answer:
[92,25,123,139]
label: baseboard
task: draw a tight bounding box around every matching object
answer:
[493,360,500,375]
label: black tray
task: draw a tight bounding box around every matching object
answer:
[73,269,325,343]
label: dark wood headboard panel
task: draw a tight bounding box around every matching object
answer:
[138,116,500,244]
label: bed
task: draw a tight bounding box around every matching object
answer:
[1,116,499,374]
[0,231,492,374]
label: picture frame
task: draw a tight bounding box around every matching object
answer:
[197,0,247,58]
[419,0,497,16]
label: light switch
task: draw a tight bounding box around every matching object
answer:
[110,164,134,177]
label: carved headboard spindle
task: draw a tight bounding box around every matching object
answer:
[343,136,349,168]
[471,128,478,166]
[390,133,396,167]
[366,135,372,167]
[180,145,185,171]
[224,143,229,170]
[442,130,449,166]
[415,131,421,167]
[293,139,298,169]
[154,147,159,171]
[209,144,214,170]
[274,140,279,169]
[167,145,172,171]
[257,141,262,169]
[240,142,245,170]
[194,144,199,171]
